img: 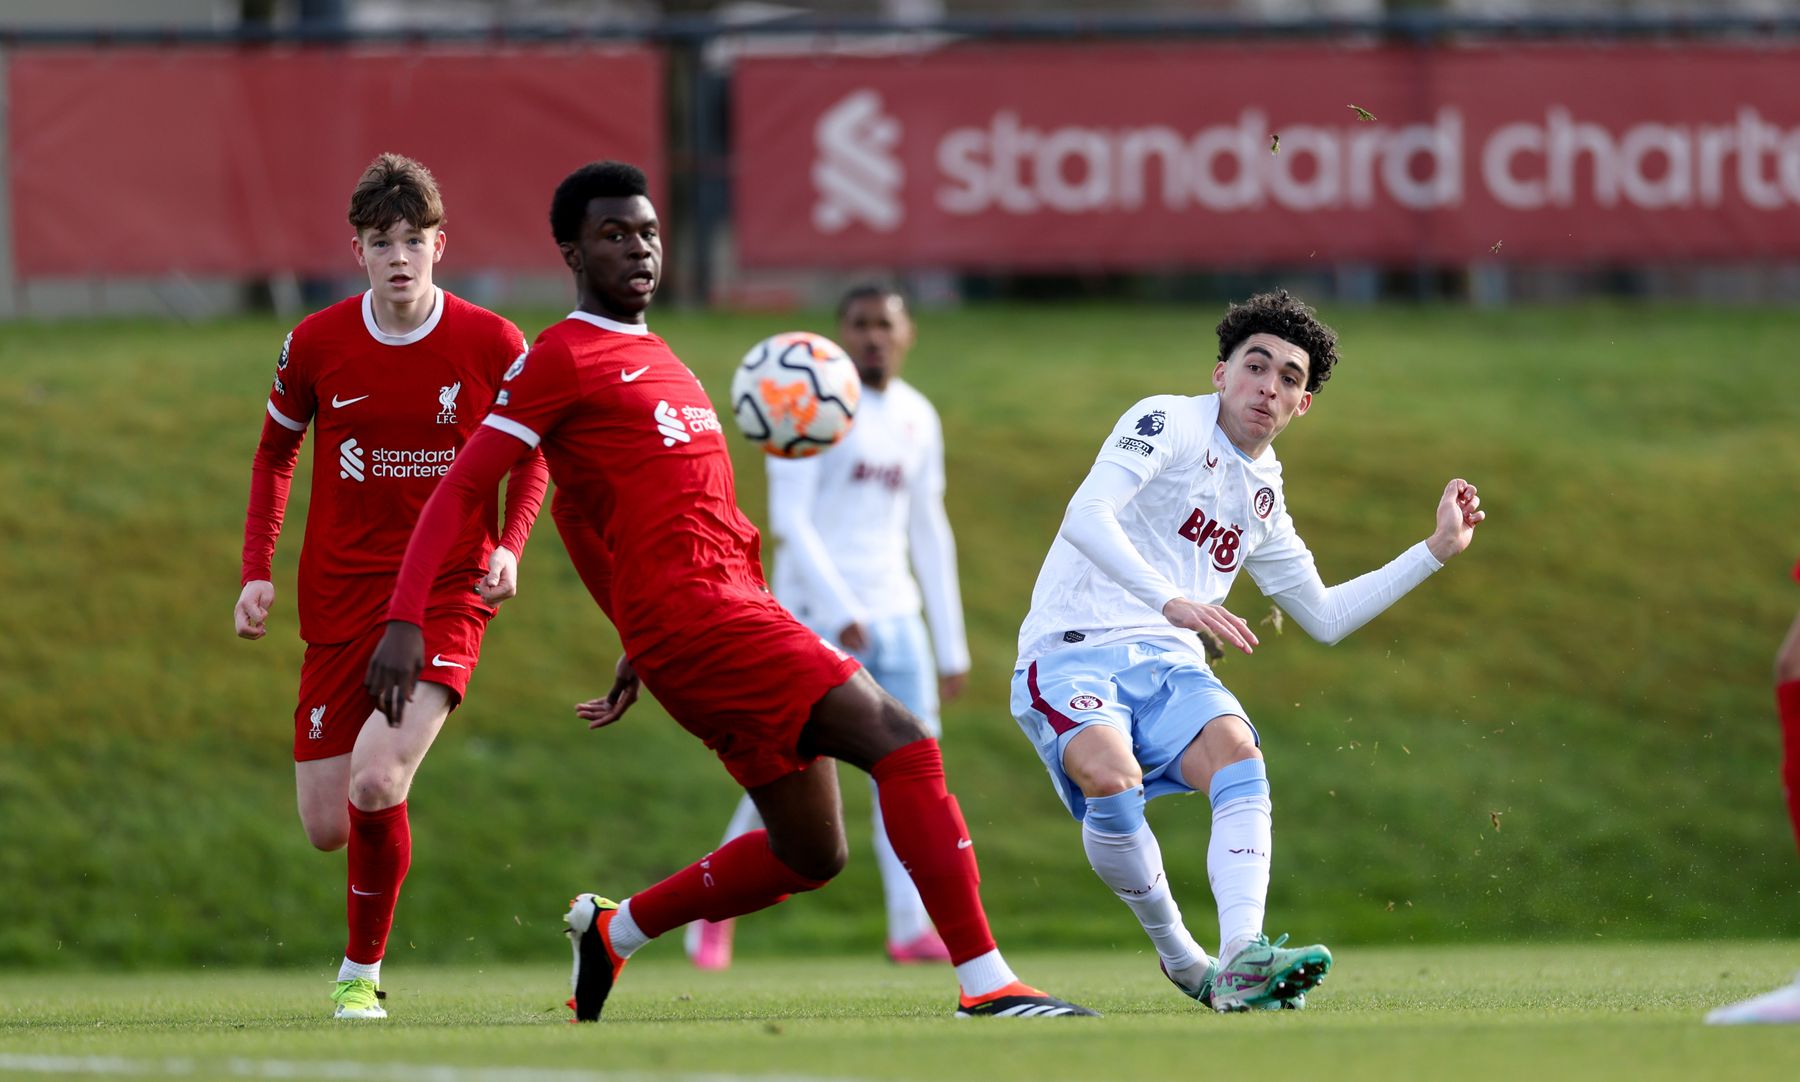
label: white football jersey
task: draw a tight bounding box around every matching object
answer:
[767,379,970,674]
[1017,393,1319,666]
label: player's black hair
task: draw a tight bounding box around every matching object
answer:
[835,282,910,322]
[1215,289,1339,393]
[550,161,650,245]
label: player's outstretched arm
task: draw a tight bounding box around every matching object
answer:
[575,655,640,730]
[482,450,551,606]
[234,580,276,639]
[367,425,527,723]
[1424,478,1485,563]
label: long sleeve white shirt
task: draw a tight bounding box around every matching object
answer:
[767,380,970,675]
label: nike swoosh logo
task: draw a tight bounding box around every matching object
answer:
[350,886,381,896]
[956,839,973,849]
[431,654,467,669]
[332,394,370,408]
[621,366,650,382]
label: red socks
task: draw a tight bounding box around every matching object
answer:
[871,738,997,965]
[628,829,828,939]
[345,801,411,964]
[1781,681,1800,856]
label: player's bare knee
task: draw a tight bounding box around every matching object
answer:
[1064,752,1143,799]
[878,695,931,748]
[770,832,848,883]
[301,817,347,852]
[348,766,407,811]
[1203,715,1260,763]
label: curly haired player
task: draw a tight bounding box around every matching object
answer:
[1010,290,1485,1012]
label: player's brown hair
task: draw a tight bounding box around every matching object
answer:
[347,153,445,235]
[1215,290,1339,393]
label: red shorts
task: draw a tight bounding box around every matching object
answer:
[635,599,861,789]
[293,603,490,762]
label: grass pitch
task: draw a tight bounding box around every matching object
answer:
[4,944,1799,1082]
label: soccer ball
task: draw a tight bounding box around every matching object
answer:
[730,331,861,458]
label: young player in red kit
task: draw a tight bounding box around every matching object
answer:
[1706,556,1800,1024]
[365,161,1096,1021]
[234,153,548,1019]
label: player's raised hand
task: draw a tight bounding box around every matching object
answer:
[1162,597,1258,655]
[1425,478,1486,562]
[364,620,424,727]
[234,580,275,639]
[477,546,519,605]
[576,654,641,729]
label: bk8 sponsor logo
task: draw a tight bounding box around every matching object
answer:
[1178,507,1242,572]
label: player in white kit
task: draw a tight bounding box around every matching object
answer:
[687,285,971,969]
[1013,291,1485,1012]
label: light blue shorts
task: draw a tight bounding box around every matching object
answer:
[1011,641,1257,822]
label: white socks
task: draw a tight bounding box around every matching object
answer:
[337,957,380,983]
[1207,793,1272,960]
[1082,818,1211,989]
[954,948,1019,998]
[607,898,651,959]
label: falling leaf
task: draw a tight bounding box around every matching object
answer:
[1198,628,1225,663]
[1489,811,1503,832]
[1261,606,1284,634]
[1401,745,1412,755]
[1269,133,1281,155]
[1349,104,1377,121]
[1489,240,1503,253]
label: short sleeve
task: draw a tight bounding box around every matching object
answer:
[1092,395,1193,482]
[265,328,315,431]
[482,340,578,449]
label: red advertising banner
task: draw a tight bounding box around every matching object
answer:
[735,43,1800,268]
[9,46,664,277]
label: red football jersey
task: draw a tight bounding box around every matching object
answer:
[481,311,767,659]
[265,289,527,644]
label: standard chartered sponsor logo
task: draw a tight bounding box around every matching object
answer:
[338,438,365,481]
[654,401,691,446]
[929,104,1800,216]
[653,401,722,447]
[813,90,904,233]
[337,437,455,482]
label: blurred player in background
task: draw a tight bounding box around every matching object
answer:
[1012,290,1484,1012]
[234,153,548,1020]
[367,161,1092,1021]
[686,284,970,970]
[1705,557,1800,1025]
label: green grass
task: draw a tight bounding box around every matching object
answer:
[1,302,1798,971]
[4,946,1800,1081]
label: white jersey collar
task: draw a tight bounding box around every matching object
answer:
[566,310,650,336]
[362,287,444,346]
